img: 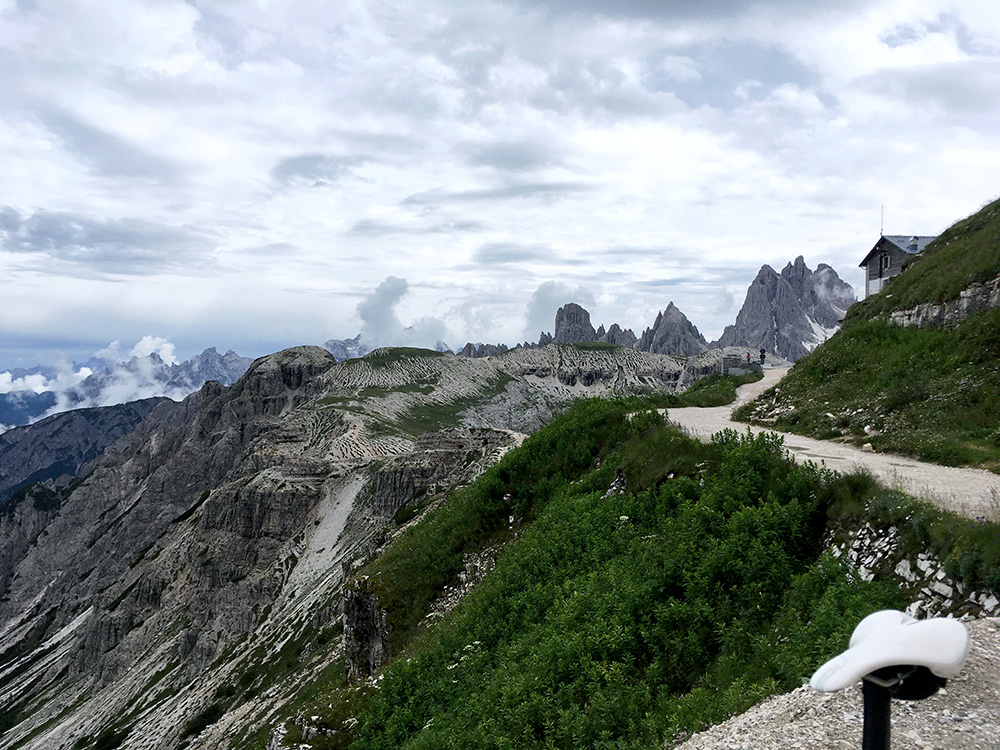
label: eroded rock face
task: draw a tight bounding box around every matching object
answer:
[636,302,708,357]
[889,276,1000,329]
[715,258,855,361]
[552,303,597,344]
[343,582,390,684]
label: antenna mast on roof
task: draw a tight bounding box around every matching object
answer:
[880,205,884,236]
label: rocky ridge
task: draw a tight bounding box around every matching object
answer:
[715,256,855,361]
[636,302,709,357]
[445,257,853,362]
[0,343,718,750]
[0,398,167,502]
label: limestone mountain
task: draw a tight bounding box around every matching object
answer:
[596,323,638,349]
[552,302,597,343]
[715,256,855,361]
[321,334,369,361]
[0,343,722,750]
[735,196,1000,468]
[0,347,253,428]
[0,398,167,502]
[635,302,709,357]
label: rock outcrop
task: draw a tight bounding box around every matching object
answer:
[552,303,598,344]
[636,302,709,357]
[715,257,855,361]
[342,582,390,684]
[888,275,1000,329]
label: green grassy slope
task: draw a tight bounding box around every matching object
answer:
[255,384,1000,750]
[734,196,1000,471]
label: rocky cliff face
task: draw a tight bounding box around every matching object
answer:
[0,398,167,502]
[635,302,709,357]
[888,275,1000,329]
[552,303,597,343]
[0,342,720,750]
[715,256,855,361]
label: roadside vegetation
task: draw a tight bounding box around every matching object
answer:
[734,196,1000,472]
[264,377,1000,750]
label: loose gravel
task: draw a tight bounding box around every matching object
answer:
[672,618,1000,750]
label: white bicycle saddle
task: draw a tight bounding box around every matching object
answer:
[810,609,970,693]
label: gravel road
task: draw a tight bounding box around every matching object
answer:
[667,368,1000,520]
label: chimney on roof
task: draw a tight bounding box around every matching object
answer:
[908,236,919,251]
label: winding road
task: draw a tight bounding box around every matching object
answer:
[667,368,1000,519]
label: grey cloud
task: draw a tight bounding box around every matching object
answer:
[645,42,821,109]
[473,242,552,265]
[513,0,868,22]
[522,280,596,340]
[403,181,590,206]
[347,218,487,237]
[467,139,562,171]
[857,60,1000,117]
[356,276,450,349]
[881,13,999,56]
[272,154,365,186]
[0,206,213,275]
[34,104,178,182]
[532,58,676,117]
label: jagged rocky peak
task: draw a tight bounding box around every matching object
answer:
[636,302,708,357]
[715,257,855,361]
[242,346,336,390]
[599,323,638,349]
[459,342,510,358]
[552,302,598,344]
[323,334,370,361]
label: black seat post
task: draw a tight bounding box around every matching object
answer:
[861,678,891,750]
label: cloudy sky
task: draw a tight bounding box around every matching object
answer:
[2,0,999,371]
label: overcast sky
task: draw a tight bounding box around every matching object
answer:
[2,0,999,371]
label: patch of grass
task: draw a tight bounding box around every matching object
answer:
[735,311,1000,469]
[674,371,763,408]
[361,348,447,367]
[392,373,514,437]
[851,195,1000,317]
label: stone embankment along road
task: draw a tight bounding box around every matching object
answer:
[667,368,1000,520]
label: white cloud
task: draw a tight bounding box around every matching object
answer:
[1,0,999,371]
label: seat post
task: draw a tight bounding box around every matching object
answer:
[861,678,891,750]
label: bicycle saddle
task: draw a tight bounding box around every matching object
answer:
[810,610,970,693]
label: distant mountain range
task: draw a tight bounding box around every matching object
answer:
[456,256,855,363]
[2,256,853,430]
[0,348,253,429]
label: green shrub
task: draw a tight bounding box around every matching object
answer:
[349,427,903,749]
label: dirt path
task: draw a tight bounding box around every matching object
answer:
[667,368,1000,519]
